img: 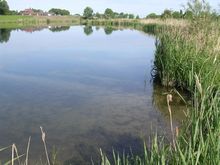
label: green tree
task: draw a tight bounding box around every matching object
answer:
[9,10,18,15]
[104,8,114,18]
[0,0,9,15]
[95,12,101,18]
[128,14,134,19]
[119,12,124,18]
[184,10,193,19]
[49,8,70,15]
[114,12,119,18]
[83,7,93,19]
[136,15,140,19]
[172,11,182,18]
[146,13,158,18]
[161,9,172,18]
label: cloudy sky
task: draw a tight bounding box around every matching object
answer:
[7,0,219,17]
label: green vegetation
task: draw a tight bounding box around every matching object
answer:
[0,15,80,28]
[0,0,9,15]
[83,7,94,19]
[0,28,10,42]
[104,8,114,19]
[82,6,139,20]
[49,8,70,16]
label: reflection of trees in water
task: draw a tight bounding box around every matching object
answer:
[104,26,114,35]
[20,27,46,33]
[83,26,93,36]
[49,26,70,32]
[95,26,100,31]
[0,29,11,43]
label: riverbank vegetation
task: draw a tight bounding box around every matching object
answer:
[0,15,80,29]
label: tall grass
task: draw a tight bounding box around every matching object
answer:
[100,9,220,165]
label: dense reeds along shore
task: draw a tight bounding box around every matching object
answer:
[100,9,220,165]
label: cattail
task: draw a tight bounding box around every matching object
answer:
[25,137,31,165]
[40,127,46,142]
[195,74,203,95]
[167,94,176,151]
[167,94,173,102]
[176,127,179,137]
[40,126,50,165]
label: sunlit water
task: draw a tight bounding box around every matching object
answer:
[0,26,186,164]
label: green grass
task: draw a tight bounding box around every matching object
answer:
[0,15,81,28]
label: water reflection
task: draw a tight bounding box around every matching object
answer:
[83,26,93,36]
[104,26,115,35]
[49,26,70,32]
[0,25,130,44]
[20,27,47,33]
[0,29,11,43]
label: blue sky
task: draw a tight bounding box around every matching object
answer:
[7,0,219,17]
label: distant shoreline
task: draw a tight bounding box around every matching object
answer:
[0,15,81,28]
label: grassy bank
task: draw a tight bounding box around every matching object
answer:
[0,15,81,28]
[99,18,220,165]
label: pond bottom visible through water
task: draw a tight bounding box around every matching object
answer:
[0,26,186,164]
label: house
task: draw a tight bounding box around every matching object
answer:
[20,8,51,16]
[20,8,34,16]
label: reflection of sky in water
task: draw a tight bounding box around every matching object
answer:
[0,26,184,164]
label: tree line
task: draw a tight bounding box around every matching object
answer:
[0,0,220,20]
[83,7,139,19]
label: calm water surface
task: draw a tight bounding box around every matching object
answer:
[0,26,185,164]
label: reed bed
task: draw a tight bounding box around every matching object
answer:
[100,15,220,165]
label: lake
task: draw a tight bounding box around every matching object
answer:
[0,26,185,164]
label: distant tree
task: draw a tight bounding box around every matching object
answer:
[83,7,93,19]
[119,12,124,18]
[8,10,19,15]
[49,8,70,15]
[114,12,119,18]
[183,10,193,19]
[161,9,172,18]
[128,14,134,19]
[95,12,101,18]
[0,0,9,15]
[136,15,140,19]
[172,11,182,19]
[104,8,114,18]
[146,13,158,19]
[83,26,93,35]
